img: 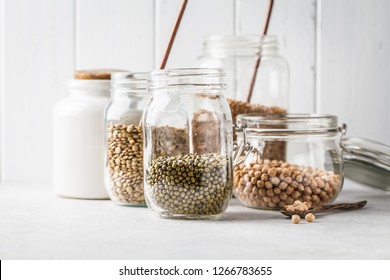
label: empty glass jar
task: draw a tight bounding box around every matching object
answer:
[104,72,149,206]
[143,68,233,219]
[233,114,343,210]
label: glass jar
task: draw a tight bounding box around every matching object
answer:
[104,72,149,206]
[234,114,343,210]
[53,71,111,199]
[143,68,233,219]
[196,35,289,120]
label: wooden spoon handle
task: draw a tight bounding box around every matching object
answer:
[315,201,367,213]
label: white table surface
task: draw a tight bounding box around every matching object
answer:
[1,180,389,260]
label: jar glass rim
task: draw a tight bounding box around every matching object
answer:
[236,113,338,133]
[237,113,337,122]
[201,35,278,56]
[148,68,226,93]
[111,71,148,94]
[204,34,277,42]
[149,68,224,78]
[111,71,148,82]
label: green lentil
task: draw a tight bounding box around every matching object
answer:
[147,153,232,215]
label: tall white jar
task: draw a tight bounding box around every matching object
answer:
[53,71,111,199]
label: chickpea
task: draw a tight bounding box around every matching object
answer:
[305,213,315,222]
[291,214,301,224]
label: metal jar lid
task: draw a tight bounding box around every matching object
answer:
[342,137,390,191]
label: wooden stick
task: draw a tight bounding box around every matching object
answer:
[246,0,274,103]
[160,0,188,69]
[139,0,188,128]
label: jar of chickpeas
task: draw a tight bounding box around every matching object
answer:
[234,114,344,210]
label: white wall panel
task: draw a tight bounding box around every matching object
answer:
[319,0,390,145]
[76,0,154,71]
[155,0,235,69]
[1,0,74,183]
[0,0,4,182]
[238,0,317,113]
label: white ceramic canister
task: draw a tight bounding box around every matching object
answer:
[53,71,113,199]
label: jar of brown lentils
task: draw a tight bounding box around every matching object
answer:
[104,72,149,206]
[234,114,344,210]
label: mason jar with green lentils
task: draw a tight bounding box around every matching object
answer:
[143,68,234,219]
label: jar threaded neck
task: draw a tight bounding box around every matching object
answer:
[148,68,226,93]
[202,35,278,57]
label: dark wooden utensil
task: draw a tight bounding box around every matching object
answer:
[280,201,367,218]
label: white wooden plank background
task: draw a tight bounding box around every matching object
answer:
[319,0,390,146]
[0,0,389,183]
[0,0,4,182]
[76,0,154,71]
[155,0,235,69]
[238,0,317,113]
[0,0,74,183]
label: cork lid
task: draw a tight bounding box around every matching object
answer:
[74,69,124,80]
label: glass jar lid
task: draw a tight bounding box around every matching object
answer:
[342,137,390,191]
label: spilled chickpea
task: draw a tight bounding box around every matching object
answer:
[288,200,316,224]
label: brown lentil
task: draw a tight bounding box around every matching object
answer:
[227,98,286,122]
[229,99,287,160]
[107,123,145,205]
